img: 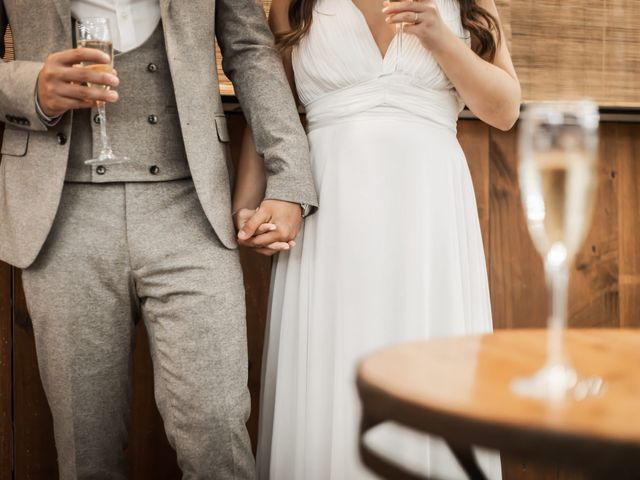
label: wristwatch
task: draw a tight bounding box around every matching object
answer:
[300,203,312,218]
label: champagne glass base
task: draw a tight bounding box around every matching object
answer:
[511,364,604,401]
[85,155,129,166]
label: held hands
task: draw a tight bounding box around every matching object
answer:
[383,0,447,51]
[37,49,119,118]
[235,200,303,257]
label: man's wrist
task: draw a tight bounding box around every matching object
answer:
[34,87,62,127]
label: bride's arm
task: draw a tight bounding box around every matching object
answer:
[384,0,521,131]
[233,0,300,236]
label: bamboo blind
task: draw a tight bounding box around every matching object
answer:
[4,0,639,106]
[507,0,640,107]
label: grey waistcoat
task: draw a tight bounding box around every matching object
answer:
[66,22,191,182]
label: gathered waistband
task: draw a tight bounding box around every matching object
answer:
[303,75,462,133]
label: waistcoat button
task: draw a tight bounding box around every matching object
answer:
[148,114,158,124]
[93,113,101,124]
[149,165,160,175]
[147,63,158,73]
[96,165,107,175]
[56,133,67,145]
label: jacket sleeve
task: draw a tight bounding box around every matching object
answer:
[0,5,48,133]
[215,0,318,208]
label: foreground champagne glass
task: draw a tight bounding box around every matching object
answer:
[513,101,603,401]
[76,18,128,165]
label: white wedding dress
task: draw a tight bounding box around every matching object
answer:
[257,1,501,478]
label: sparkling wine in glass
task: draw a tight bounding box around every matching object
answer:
[388,0,403,72]
[76,18,128,165]
[512,101,603,401]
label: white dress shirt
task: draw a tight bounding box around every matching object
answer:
[71,0,161,53]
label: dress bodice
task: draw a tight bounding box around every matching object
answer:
[292,0,469,132]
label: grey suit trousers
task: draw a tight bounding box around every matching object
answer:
[21,179,254,480]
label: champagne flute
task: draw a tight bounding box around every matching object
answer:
[388,0,403,73]
[512,101,603,401]
[76,18,128,165]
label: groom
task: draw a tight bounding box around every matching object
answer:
[0,0,316,478]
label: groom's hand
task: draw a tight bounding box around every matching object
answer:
[237,200,303,255]
[37,48,120,118]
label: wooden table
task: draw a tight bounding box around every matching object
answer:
[356,329,640,480]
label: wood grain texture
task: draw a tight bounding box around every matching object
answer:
[489,126,548,330]
[568,125,620,329]
[12,274,58,480]
[616,123,640,327]
[0,261,11,480]
[458,121,491,263]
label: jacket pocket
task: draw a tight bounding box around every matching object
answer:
[215,115,230,143]
[1,127,29,157]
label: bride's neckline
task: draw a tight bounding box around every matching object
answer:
[347,1,398,61]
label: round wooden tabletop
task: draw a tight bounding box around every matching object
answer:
[356,329,640,477]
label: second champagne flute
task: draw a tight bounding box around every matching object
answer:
[76,18,128,165]
[512,100,603,401]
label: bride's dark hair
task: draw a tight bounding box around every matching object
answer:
[275,0,501,61]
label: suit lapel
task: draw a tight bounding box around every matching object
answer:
[52,0,72,44]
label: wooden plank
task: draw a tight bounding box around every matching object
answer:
[0,263,11,480]
[616,123,640,327]
[458,120,491,265]
[13,273,58,480]
[489,126,547,331]
[567,124,620,329]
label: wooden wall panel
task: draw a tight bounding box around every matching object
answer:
[616,124,640,327]
[0,260,11,480]
[489,126,548,331]
[458,121,491,263]
[568,125,620,329]
[12,275,58,479]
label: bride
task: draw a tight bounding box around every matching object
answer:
[234,0,520,478]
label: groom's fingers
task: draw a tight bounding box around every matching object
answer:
[256,223,277,235]
[238,208,271,241]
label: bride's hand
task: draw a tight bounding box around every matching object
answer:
[382,0,447,52]
[233,208,294,255]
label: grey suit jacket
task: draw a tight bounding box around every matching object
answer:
[0,0,318,269]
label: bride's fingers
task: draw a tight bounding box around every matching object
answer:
[267,242,291,251]
[385,12,421,24]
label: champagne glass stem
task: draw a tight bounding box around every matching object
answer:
[394,23,403,72]
[96,101,113,158]
[544,244,572,378]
